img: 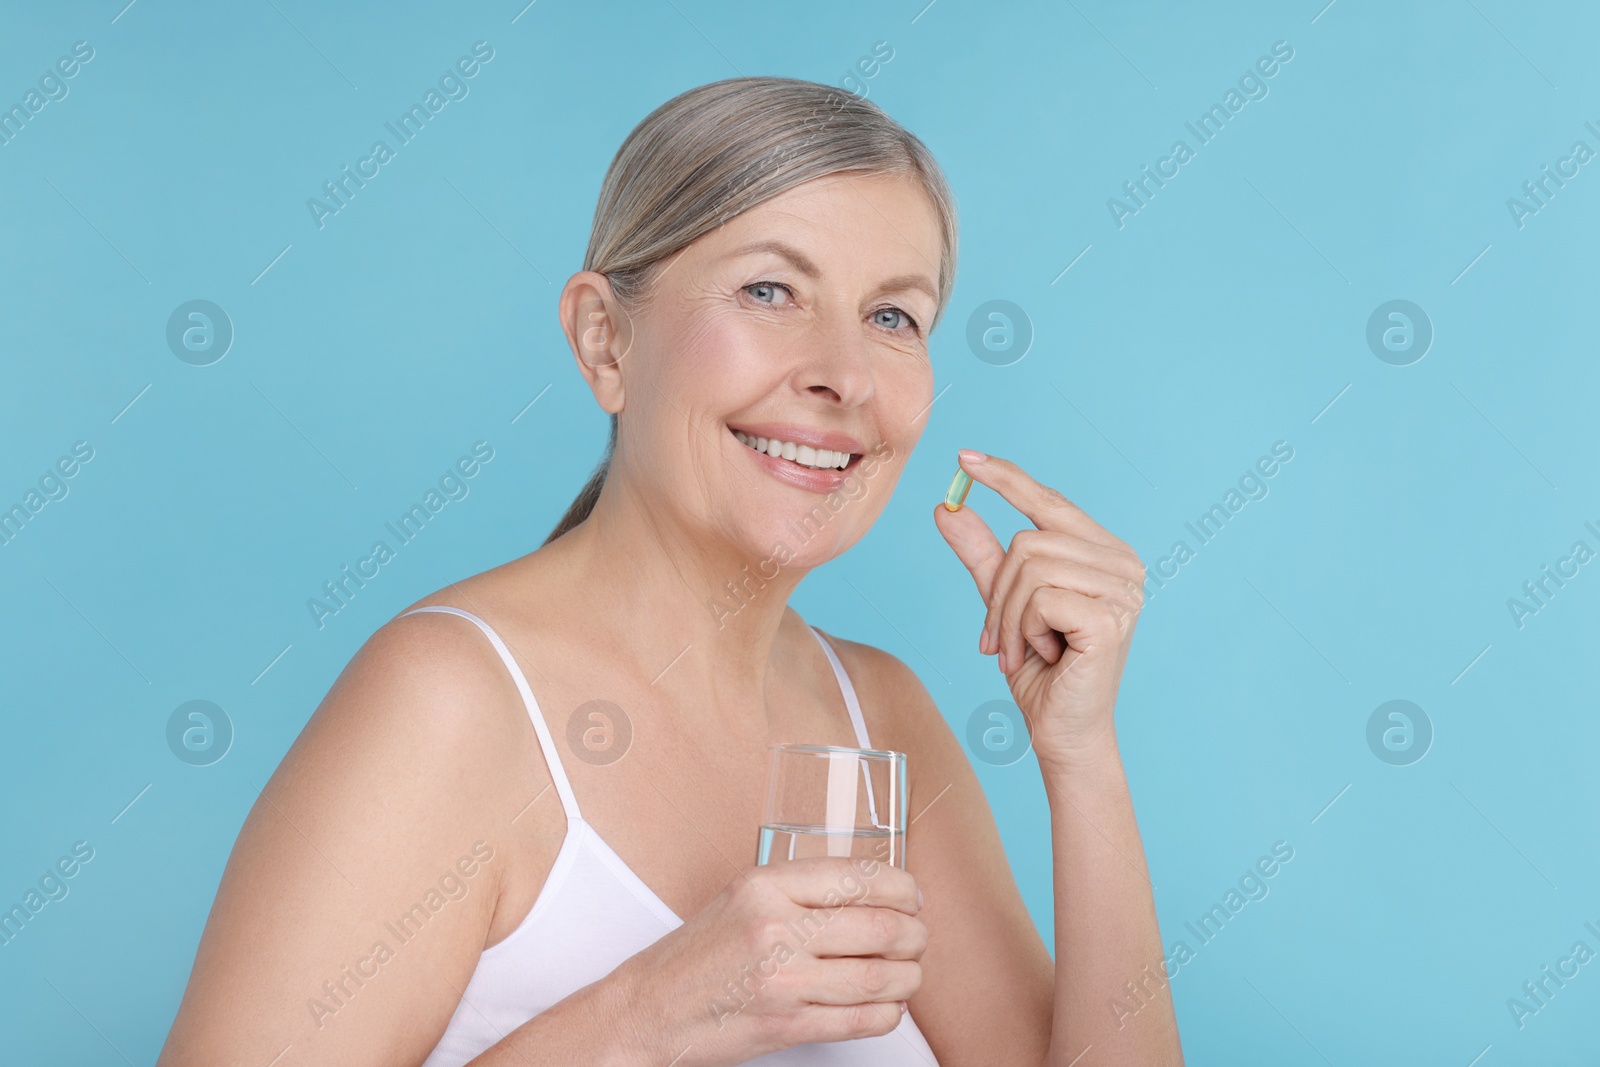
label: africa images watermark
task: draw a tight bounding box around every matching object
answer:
[1505,117,1600,230]
[1110,839,1296,1031]
[1504,917,1600,1032]
[307,840,495,1029]
[0,840,96,948]
[0,39,95,148]
[0,439,95,549]
[1107,40,1296,229]
[1141,440,1295,605]
[1504,518,1600,630]
[308,441,495,630]
[707,441,897,629]
[306,41,495,230]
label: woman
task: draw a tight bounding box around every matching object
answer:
[157,76,1182,1065]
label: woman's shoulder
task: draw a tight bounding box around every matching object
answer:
[159,587,540,1061]
[356,578,514,704]
[375,563,546,693]
[285,576,543,831]
[297,593,528,792]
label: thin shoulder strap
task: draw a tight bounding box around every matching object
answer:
[397,606,582,822]
[809,626,872,749]
[808,625,888,831]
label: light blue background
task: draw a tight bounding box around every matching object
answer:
[3,1,1597,1063]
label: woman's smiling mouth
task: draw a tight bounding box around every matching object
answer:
[731,429,852,470]
[725,422,868,490]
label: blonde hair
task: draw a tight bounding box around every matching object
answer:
[543,76,959,546]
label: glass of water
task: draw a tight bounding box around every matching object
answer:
[756,744,907,869]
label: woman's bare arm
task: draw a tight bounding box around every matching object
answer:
[841,635,1182,1065]
[927,451,1184,1064]
[156,614,566,1066]
[1037,740,1182,1065]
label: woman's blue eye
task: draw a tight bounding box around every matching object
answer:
[745,281,791,304]
[745,282,920,334]
[873,307,919,332]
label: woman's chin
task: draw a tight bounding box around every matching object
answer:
[723,520,848,571]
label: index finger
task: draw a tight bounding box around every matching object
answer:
[762,856,921,917]
[954,450,1128,551]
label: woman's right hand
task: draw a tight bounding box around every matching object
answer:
[610,855,927,1066]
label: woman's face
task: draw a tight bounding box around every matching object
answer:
[599,169,943,567]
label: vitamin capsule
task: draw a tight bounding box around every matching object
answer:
[944,467,973,511]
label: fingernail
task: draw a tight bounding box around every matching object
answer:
[916,887,925,911]
[958,448,987,465]
[901,1000,909,1015]
[997,650,1008,673]
[978,624,991,654]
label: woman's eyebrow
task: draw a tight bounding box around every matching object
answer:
[873,272,939,302]
[726,238,937,301]
[726,239,823,277]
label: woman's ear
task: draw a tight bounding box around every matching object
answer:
[559,271,635,415]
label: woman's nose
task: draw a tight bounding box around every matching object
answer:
[796,316,874,407]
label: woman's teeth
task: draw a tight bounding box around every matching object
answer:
[732,430,852,471]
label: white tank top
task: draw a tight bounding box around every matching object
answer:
[401,606,941,1066]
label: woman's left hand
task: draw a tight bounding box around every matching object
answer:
[932,451,1146,768]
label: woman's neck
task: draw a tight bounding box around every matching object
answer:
[532,484,814,731]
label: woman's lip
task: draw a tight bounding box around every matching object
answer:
[729,425,860,488]
[725,422,867,457]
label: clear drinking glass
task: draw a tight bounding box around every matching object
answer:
[756,744,907,869]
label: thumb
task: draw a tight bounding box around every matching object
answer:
[932,501,1005,607]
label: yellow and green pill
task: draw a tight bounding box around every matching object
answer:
[944,467,973,511]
